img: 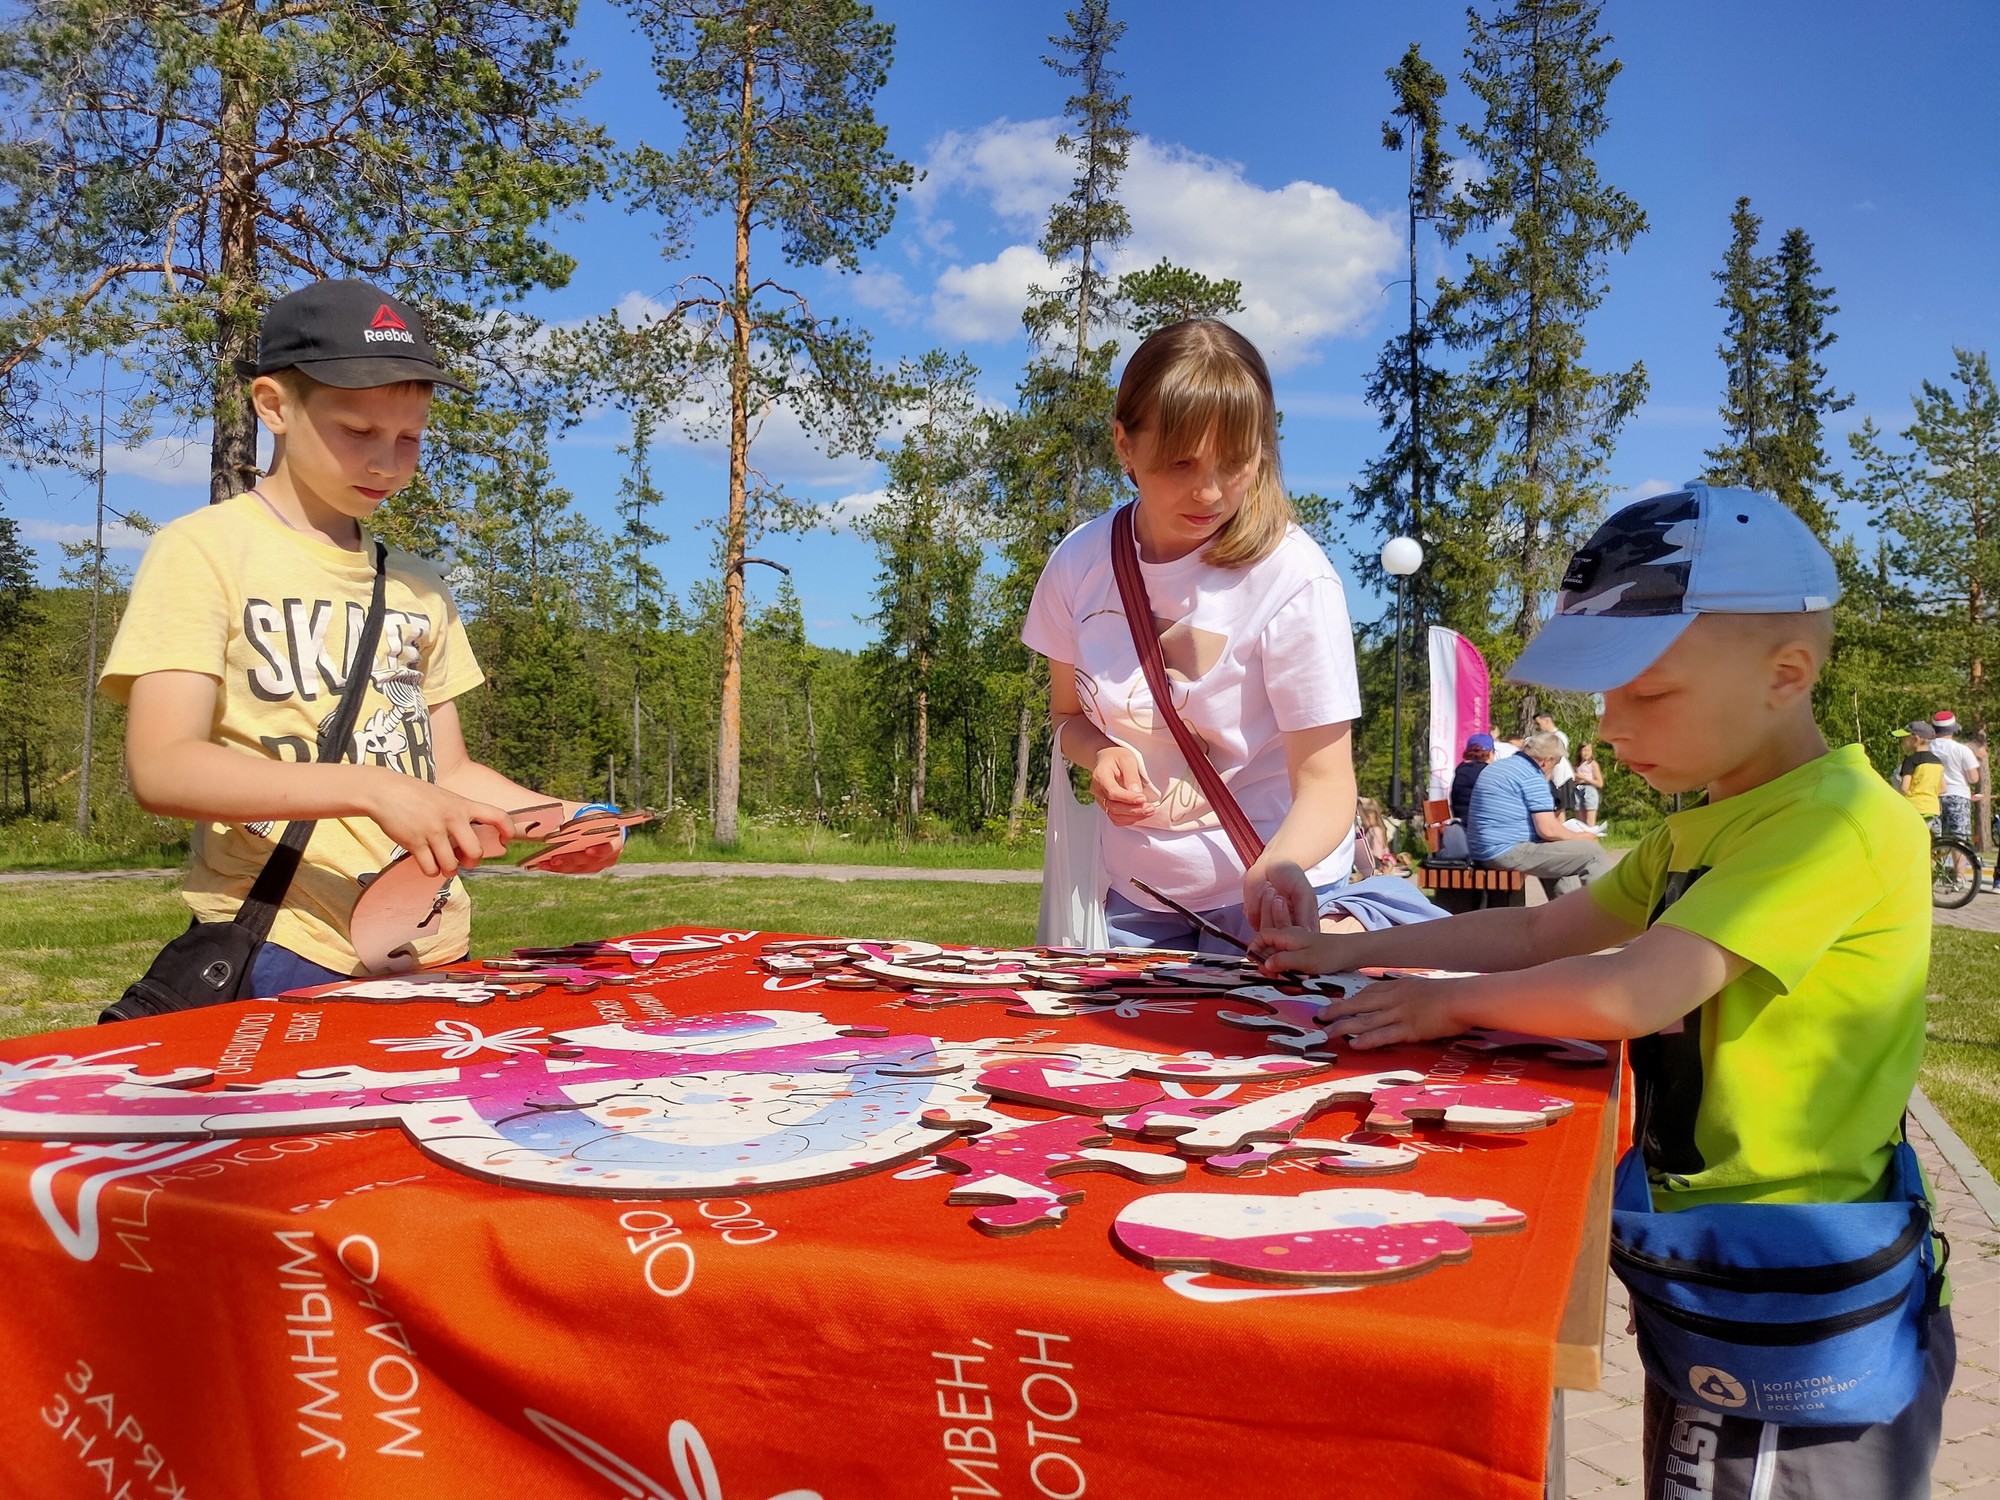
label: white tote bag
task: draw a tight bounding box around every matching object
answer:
[1036,742,1109,949]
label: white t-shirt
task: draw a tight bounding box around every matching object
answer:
[1023,513,1361,913]
[1931,735,1981,798]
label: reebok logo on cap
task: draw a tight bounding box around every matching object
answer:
[365,303,415,344]
[1505,483,1840,692]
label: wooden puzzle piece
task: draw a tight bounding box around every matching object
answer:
[302,976,543,1005]
[1454,1029,1609,1067]
[1111,1071,1427,1157]
[1361,1082,1575,1135]
[1213,986,1341,1061]
[1199,1136,1421,1177]
[1113,1188,1526,1285]
[925,1105,1186,1237]
[971,1059,1165,1116]
[349,824,507,973]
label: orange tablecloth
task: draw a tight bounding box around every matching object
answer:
[0,928,1616,1499]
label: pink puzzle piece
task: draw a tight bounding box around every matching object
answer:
[1114,1188,1527,1285]
[972,1060,1165,1116]
[1200,1136,1420,1177]
[1362,1083,1575,1135]
[925,1106,1186,1237]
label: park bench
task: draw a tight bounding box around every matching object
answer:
[1413,797,1528,912]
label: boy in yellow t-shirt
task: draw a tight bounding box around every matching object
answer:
[1896,721,1945,830]
[102,280,622,994]
[1253,485,1951,1499]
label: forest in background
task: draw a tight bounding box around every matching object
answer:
[1,0,1995,866]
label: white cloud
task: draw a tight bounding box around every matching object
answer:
[21,518,155,551]
[1278,391,1375,422]
[817,488,889,534]
[931,244,1049,343]
[912,119,1402,371]
[102,433,209,488]
[849,267,922,326]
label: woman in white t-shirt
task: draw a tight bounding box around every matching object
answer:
[1024,320,1424,951]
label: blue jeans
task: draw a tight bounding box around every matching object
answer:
[246,943,351,998]
[1104,875,1446,953]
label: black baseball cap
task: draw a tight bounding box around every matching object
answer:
[254,279,469,392]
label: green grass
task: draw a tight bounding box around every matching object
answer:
[1922,927,2000,1175]
[0,872,1040,1042]
[0,815,1046,874]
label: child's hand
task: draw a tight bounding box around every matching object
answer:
[1245,858,1318,936]
[366,773,518,878]
[530,803,628,875]
[1314,976,1462,1051]
[1091,746,1161,826]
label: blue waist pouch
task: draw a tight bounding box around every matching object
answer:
[1609,1138,1944,1427]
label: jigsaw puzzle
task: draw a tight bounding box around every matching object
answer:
[1113,1188,1528,1285]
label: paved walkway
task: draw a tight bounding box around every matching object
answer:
[1564,1097,2000,1497]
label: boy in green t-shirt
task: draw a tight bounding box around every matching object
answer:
[103,280,624,994]
[1254,485,1951,1499]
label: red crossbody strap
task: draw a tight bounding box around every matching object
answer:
[1109,504,1266,868]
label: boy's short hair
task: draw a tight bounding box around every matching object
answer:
[254,279,468,393]
[1507,483,1838,692]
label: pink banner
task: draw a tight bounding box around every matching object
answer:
[1427,627,1492,801]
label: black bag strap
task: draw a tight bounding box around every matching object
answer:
[234,540,389,941]
[1109,503,1265,867]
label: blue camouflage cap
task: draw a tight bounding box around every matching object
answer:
[1506,484,1839,692]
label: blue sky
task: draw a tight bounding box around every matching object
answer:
[16,0,2000,647]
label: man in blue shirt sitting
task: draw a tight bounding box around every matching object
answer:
[1465,729,1612,899]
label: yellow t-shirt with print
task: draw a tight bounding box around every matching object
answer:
[101,494,484,973]
[1588,743,1931,1212]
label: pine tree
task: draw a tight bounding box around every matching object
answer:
[1117,259,1244,339]
[1350,44,1494,638]
[616,407,669,807]
[1845,349,2000,705]
[1703,197,1778,493]
[1765,227,1851,537]
[861,351,984,827]
[1438,0,1649,717]
[1000,0,1133,834]
[0,1,607,501]
[616,0,913,843]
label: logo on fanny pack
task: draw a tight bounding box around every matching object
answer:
[1688,1365,1748,1409]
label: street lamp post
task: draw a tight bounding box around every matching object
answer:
[1381,536,1424,815]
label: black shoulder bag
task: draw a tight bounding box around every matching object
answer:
[101,542,389,1023]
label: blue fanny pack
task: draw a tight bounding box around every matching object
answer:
[1609,1137,1945,1427]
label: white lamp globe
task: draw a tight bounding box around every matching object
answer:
[1381,536,1424,577]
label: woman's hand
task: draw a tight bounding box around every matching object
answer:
[1091,746,1162,826]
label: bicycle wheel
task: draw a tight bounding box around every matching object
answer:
[1932,840,1981,910]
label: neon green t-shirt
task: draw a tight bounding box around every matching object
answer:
[1589,743,1931,1212]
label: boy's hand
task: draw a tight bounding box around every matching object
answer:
[1091,746,1161,826]
[527,803,628,875]
[1314,976,1462,1051]
[366,773,518,878]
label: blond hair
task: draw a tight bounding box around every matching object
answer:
[1115,319,1294,567]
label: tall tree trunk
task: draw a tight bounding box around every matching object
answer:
[1007,697,1033,838]
[715,40,757,845]
[911,663,929,824]
[210,0,262,505]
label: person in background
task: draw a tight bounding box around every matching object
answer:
[1450,733,1494,826]
[1572,741,1606,827]
[1898,722,1945,833]
[1929,711,1981,841]
[1491,729,1523,760]
[1465,728,1612,899]
[1534,711,1576,806]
